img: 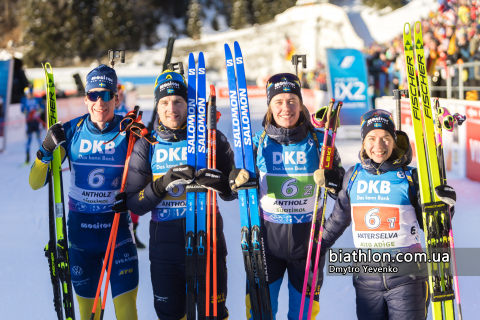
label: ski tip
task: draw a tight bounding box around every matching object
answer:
[224,43,231,52]
[210,85,216,97]
[414,21,421,34]
[199,51,204,59]
[329,98,335,104]
[234,41,241,52]
[403,22,411,35]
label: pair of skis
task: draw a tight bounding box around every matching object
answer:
[224,42,272,320]
[299,99,342,320]
[403,22,462,320]
[43,63,76,320]
[186,53,219,319]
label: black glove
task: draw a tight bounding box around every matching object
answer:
[112,192,129,213]
[42,122,66,153]
[313,168,341,194]
[435,184,456,207]
[196,168,231,195]
[152,165,195,197]
[228,168,256,192]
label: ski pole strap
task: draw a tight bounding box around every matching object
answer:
[421,201,448,212]
[233,177,258,191]
[130,122,158,145]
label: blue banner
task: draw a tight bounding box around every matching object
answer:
[326,48,371,125]
[0,59,12,149]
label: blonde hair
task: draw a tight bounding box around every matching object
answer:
[264,100,311,128]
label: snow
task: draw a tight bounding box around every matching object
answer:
[2,97,480,319]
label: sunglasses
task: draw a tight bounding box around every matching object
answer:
[117,84,125,91]
[266,73,301,88]
[360,109,394,125]
[86,91,115,102]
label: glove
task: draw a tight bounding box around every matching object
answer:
[435,184,456,207]
[313,168,341,194]
[229,168,256,192]
[112,192,129,213]
[195,168,231,195]
[42,122,66,153]
[152,165,195,197]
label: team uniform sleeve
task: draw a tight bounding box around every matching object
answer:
[215,130,237,201]
[125,138,166,215]
[321,166,354,254]
[28,120,72,190]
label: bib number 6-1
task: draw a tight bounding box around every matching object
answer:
[88,168,105,188]
[364,207,396,229]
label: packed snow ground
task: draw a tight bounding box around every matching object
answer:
[1,97,480,319]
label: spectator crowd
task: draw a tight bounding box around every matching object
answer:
[365,0,480,101]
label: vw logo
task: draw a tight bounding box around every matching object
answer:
[72,266,83,276]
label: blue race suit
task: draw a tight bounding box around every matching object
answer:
[321,131,430,320]
[124,120,235,320]
[250,116,344,320]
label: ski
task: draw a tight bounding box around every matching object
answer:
[403,22,455,320]
[43,63,76,320]
[186,53,197,320]
[225,42,273,320]
[196,52,208,319]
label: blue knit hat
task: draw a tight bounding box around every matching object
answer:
[85,64,117,93]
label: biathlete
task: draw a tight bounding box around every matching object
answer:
[230,73,345,320]
[21,85,45,163]
[113,69,236,320]
[29,65,139,320]
[320,109,457,320]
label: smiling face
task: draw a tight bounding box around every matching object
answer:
[84,88,117,130]
[270,93,301,129]
[364,129,395,163]
[157,95,188,129]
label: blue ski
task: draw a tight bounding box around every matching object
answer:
[225,42,273,320]
[196,52,208,318]
[186,52,197,320]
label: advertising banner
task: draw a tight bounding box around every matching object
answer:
[466,105,480,181]
[0,59,13,151]
[326,48,371,125]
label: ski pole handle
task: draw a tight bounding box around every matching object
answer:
[207,85,217,130]
[320,99,335,170]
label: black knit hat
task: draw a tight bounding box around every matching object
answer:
[153,70,188,109]
[266,73,302,106]
[360,109,397,142]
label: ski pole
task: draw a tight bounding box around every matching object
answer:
[90,108,144,320]
[208,85,219,319]
[206,85,220,318]
[299,99,335,320]
[307,101,342,320]
[433,99,463,320]
[206,123,212,318]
